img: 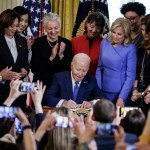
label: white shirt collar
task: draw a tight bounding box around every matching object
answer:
[71,71,81,86]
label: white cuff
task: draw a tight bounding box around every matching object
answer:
[56,99,64,107]
[91,99,100,105]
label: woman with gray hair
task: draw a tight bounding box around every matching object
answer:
[31,12,73,88]
[96,18,137,107]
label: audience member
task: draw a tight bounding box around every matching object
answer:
[120,109,146,137]
[13,6,34,64]
[96,18,137,107]
[131,14,150,116]
[72,12,105,75]
[0,118,15,138]
[0,9,29,110]
[31,12,73,88]
[114,111,150,150]
[140,110,150,144]
[0,108,36,150]
[43,53,102,109]
[120,2,146,48]
[28,80,73,150]
[74,100,138,150]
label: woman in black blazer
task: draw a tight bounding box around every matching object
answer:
[0,9,29,110]
[31,12,73,89]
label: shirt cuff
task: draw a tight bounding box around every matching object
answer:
[56,99,64,107]
[91,99,100,105]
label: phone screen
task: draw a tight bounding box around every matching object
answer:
[15,118,23,134]
[96,123,118,135]
[55,116,73,128]
[119,107,139,118]
[19,82,37,93]
[0,106,18,118]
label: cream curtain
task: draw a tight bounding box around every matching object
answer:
[50,0,79,40]
[0,0,23,13]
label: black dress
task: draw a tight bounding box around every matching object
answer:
[132,47,150,116]
[31,36,73,88]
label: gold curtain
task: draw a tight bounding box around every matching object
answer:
[50,0,79,40]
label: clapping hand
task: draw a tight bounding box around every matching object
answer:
[49,43,59,61]
[19,68,28,78]
[1,66,20,80]
[58,42,66,60]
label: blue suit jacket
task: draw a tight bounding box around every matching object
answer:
[96,38,137,101]
[43,71,102,107]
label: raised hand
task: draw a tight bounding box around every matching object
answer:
[3,80,26,106]
[31,80,46,114]
[49,43,59,61]
[58,42,66,59]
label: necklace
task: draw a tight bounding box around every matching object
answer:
[47,39,58,48]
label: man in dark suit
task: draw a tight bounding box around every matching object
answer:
[43,53,102,108]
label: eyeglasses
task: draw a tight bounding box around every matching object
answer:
[125,16,139,21]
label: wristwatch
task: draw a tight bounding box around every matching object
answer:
[0,72,2,82]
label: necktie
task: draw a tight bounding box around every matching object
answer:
[73,81,79,101]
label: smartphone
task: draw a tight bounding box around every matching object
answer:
[126,144,137,150]
[96,123,118,135]
[119,107,139,118]
[19,82,37,93]
[0,106,18,118]
[15,118,23,134]
[55,116,73,128]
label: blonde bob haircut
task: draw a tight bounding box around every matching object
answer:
[43,12,61,28]
[109,18,131,46]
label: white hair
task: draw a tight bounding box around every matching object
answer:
[43,12,61,27]
[72,53,91,65]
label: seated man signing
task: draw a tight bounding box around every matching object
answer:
[43,53,102,109]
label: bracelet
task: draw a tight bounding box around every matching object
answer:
[23,125,31,130]
[141,92,146,98]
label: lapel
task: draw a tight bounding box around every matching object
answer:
[108,40,125,58]
[1,36,14,65]
[64,71,73,99]
[14,35,23,65]
[76,76,87,102]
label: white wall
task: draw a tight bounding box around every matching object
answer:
[0,0,149,28]
[108,0,150,26]
[0,0,23,13]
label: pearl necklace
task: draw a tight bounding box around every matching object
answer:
[47,39,58,48]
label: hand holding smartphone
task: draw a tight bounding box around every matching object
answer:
[96,123,118,135]
[0,106,23,134]
[55,116,73,128]
[119,107,140,118]
[19,82,37,93]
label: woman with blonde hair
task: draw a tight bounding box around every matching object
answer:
[44,107,72,150]
[96,18,137,107]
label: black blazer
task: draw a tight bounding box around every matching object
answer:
[43,71,102,107]
[0,35,29,108]
[31,36,73,87]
